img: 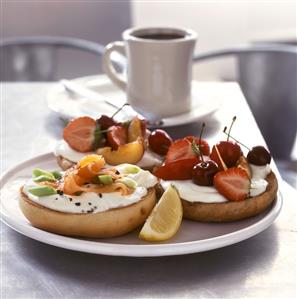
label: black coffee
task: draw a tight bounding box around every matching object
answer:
[134,33,185,40]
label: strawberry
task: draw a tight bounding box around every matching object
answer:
[154,158,199,180]
[213,167,250,201]
[184,136,210,156]
[63,116,97,152]
[107,125,128,150]
[165,137,209,164]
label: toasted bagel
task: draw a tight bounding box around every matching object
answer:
[182,172,278,222]
[19,187,156,238]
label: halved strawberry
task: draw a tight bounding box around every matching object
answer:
[165,137,209,164]
[184,136,210,156]
[63,116,97,152]
[165,139,193,163]
[213,167,250,201]
[154,157,199,180]
[107,125,128,150]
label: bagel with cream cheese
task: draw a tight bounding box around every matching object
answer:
[19,187,156,238]
[55,116,167,171]
[19,156,158,238]
[181,171,278,222]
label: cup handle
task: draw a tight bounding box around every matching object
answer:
[102,41,127,91]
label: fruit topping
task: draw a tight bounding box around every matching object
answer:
[63,116,97,152]
[184,136,210,156]
[96,115,117,130]
[154,158,199,180]
[236,155,252,179]
[148,129,173,155]
[192,160,219,186]
[165,138,197,163]
[213,167,250,201]
[139,184,182,242]
[190,123,219,186]
[247,146,271,166]
[128,116,144,142]
[154,126,210,180]
[97,139,144,165]
[210,117,242,169]
[210,141,241,169]
[107,125,128,150]
[165,136,209,164]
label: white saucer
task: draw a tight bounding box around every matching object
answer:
[1,153,282,257]
[47,75,222,127]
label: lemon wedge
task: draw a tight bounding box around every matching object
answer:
[139,184,183,242]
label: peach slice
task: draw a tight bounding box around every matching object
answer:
[128,117,143,143]
[97,139,144,165]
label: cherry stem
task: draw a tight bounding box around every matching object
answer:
[226,116,236,141]
[199,122,206,162]
[191,122,206,162]
[223,129,250,150]
[199,122,205,141]
[214,145,228,171]
[111,103,130,118]
[191,141,204,162]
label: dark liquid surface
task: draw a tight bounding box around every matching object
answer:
[134,33,185,40]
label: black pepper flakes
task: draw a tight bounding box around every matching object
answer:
[57,190,64,195]
[75,202,81,206]
[94,206,97,210]
[88,202,92,206]
[55,198,58,200]
[98,193,102,198]
[115,170,120,175]
[69,198,73,202]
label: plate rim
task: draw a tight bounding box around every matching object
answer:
[0,153,283,257]
[46,74,222,127]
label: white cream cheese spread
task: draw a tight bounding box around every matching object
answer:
[160,164,271,203]
[54,140,162,169]
[23,164,158,214]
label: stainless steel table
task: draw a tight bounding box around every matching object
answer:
[1,83,296,299]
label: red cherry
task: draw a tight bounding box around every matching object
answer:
[96,115,117,130]
[192,160,219,186]
[210,141,241,169]
[247,146,271,165]
[148,129,173,156]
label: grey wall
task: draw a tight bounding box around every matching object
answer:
[1,1,131,79]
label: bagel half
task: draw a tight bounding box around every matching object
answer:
[19,187,156,238]
[182,172,278,222]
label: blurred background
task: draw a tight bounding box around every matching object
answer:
[1,1,296,79]
[1,0,296,187]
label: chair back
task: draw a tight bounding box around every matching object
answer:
[0,36,107,81]
[194,45,297,161]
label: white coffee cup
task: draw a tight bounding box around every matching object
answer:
[103,27,197,119]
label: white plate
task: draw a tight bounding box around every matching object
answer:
[0,153,282,257]
[47,75,221,127]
